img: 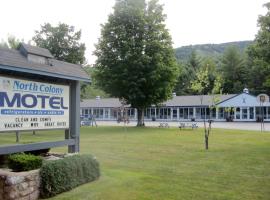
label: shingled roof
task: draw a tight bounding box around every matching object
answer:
[81,94,236,108]
[0,44,90,82]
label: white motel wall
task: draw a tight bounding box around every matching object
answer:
[80,90,270,122]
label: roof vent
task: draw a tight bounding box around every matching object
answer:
[172,92,176,97]
[243,88,249,94]
[96,96,100,100]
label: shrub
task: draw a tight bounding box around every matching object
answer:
[40,154,100,198]
[8,153,43,172]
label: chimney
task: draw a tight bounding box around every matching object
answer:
[172,92,176,97]
[96,96,100,100]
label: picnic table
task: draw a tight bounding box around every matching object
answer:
[179,122,198,130]
[159,122,169,128]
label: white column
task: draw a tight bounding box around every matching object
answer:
[171,108,173,121]
[135,109,137,119]
[247,107,250,120]
[177,108,179,120]
[193,107,196,119]
[240,107,242,120]
[216,108,218,120]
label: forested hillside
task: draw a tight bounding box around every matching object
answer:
[175,41,252,62]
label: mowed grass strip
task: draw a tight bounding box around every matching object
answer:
[1,126,270,200]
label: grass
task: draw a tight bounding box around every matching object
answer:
[0,127,270,200]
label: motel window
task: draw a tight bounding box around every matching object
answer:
[196,108,201,119]
[173,108,177,119]
[105,109,109,119]
[236,107,240,119]
[183,108,188,119]
[242,108,248,119]
[211,108,216,119]
[249,107,254,119]
[218,108,224,119]
[151,108,155,118]
[188,108,193,119]
[268,107,270,119]
[110,109,117,119]
[156,109,160,119]
[179,108,184,119]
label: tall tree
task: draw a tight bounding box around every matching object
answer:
[94,0,178,126]
[33,23,86,65]
[191,57,218,94]
[220,46,247,93]
[175,51,200,95]
[247,3,270,94]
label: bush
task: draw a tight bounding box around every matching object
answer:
[8,153,43,172]
[40,154,100,198]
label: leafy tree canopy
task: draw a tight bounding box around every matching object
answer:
[0,35,23,49]
[81,66,110,99]
[247,3,270,94]
[94,0,178,126]
[33,23,86,65]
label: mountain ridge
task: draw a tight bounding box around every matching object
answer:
[175,40,253,62]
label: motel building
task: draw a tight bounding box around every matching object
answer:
[80,89,270,122]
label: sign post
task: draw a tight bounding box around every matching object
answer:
[257,94,269,132]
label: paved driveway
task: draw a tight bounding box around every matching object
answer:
[94,121,270,132]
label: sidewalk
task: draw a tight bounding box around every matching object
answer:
[94,121,270,132]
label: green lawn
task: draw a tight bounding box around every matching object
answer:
[1,127,270,200]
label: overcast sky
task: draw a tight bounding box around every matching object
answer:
[0,0,268,64]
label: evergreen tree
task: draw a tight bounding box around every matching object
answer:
[94,0,178,126]
[175,51,200,95]
[220,46,247,93]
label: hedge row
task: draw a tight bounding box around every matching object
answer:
[8,153,43,172]
[40,154,100,198]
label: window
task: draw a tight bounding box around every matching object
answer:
[242,108,248,119]
[188,108,193,119]
[179,108,184,119]
[105,109,109,119]
[196,108,201,119]
[173,108,178,119]
[183,108,188,119]
[211,108,216,119]
[236,107,240,119]
[249,107,254,119]
[218,108,224,119]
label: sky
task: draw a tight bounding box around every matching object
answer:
[0,0,268,64]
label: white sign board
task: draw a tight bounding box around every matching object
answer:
[0,76,69,132]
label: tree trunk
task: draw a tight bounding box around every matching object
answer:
[203,111,208,150]
[137,108,145,127]
[205,134,208,150]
